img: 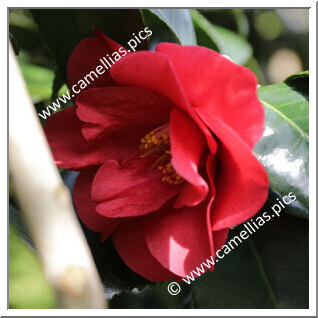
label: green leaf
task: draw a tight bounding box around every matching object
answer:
[9,224,56,308]
[245,56,266,85]
[9,204,33,246]
[192,213,308,309]
[259,73,309,138]
[254,73,309,219]
[109,280,192,309]
[284,70,309,82]
[142,9,196,45]
[231,9,249,36]
[9,9,38,30]
[18,61,54,103]
[191,9,252,65]
[9,10,43,53]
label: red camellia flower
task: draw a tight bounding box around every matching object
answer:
[45,30,269,281]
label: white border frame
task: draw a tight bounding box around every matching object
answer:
[3,0,316,316]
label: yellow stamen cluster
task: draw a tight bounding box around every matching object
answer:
[140,129,184,186]
[140,130,169,150]
[158,156,183,185]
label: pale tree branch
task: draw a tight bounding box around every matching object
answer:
[9,45,106,309]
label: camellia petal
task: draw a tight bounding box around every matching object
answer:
[75,86,173,141]
[196,108,269,230]
[209,228,229,270]
[110,51,217,154]
[110,51,192,113]
[44,106,112,169]
[92,158,182,218]
[113,219,177,282]
[205,153,217,253]
[67,30,127,91]
[144,203,212,277]
[73,167,119,239]
[156,42,264,149]
[44,106,144,169]
[170,108,209,208]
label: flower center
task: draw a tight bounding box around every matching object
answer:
[139,125,184,185]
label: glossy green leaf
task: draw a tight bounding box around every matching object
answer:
[245,56,266,85]
[18,61,54,103]
[142,9,196,45]
[109,280,192,308]
[191,9,252,65]
[9,224,56,309]
[254,74,309,219]
[259,73,309,137]
[284,70,309,82]
[192,213,308,309]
